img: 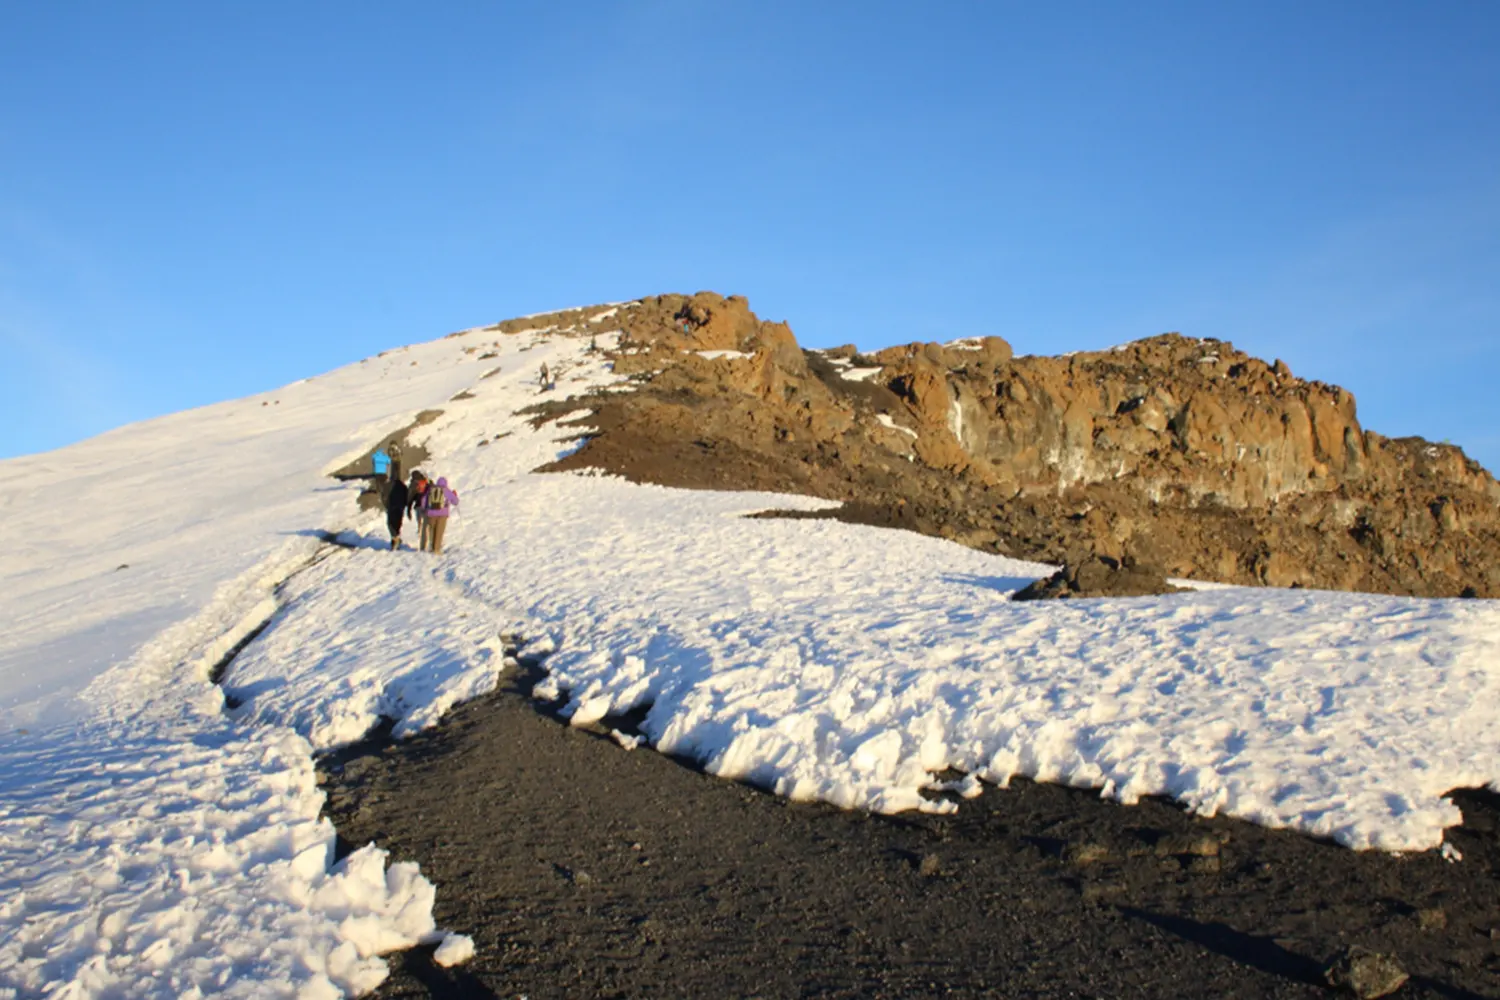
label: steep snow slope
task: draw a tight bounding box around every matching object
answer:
[0,326,591,999]
[4,314,1500,999]
[0,337,488,729]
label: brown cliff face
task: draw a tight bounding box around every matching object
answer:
[509,293,1500,598]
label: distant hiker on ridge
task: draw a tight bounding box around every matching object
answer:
[384,471,409,550]
[422,476,460,554]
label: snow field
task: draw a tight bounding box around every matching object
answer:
[0,720,441,999]
[423,472,1500,850]
[0,327,604,998]
[223,544,513,750]
[215,326,1500,861]
[0,332,494,729]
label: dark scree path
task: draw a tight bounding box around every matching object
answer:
[318,657,1500,1000]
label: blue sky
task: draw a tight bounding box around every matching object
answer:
[3,3,1497,470]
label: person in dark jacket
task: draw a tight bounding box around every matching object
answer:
[384,474,409,550]
[406,471,430,551]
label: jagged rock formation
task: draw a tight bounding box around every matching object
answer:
[502,292,1500,598]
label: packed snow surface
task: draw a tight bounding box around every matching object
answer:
[6,314,1500,997]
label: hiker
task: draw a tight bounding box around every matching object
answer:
[422,476,460,554]
[539,363,551,391]
[386,457,403,499]
[371,447,391,493]
[384,471,409,550]
[407,470,430,550]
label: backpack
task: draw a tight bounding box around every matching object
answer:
[426,486,449,512]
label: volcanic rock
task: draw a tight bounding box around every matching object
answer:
[1011,555,1181,601]
[507,293,1500,598]
[1323,946,1409,998]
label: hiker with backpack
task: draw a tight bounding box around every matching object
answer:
[371,447,391,492]
[406,471,430,550]
[384,471,409,550]
[422,476,460,554]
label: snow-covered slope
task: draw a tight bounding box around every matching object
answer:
[0,326,581,999]
[0,337,488,729]
[4,317,1500,998]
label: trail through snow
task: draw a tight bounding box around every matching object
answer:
[0,327,594,998]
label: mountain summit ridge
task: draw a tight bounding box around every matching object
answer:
[517,291,1500,598]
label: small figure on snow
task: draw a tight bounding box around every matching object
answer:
[384,471,409,550]
[539,363,552,392]
[407,470,430,550]
[371,446,391,492]
[421,476,460,554]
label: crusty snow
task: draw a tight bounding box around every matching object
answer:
[5,320,1500,997]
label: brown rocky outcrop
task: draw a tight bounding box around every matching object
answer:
[504,293,1500,598]
[1011,555,1183,601]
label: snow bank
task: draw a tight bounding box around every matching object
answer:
[222,548,512,749]
[427,470,1500,851]
[0,722,454,999]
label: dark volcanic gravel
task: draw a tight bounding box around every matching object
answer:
[318,658,1500,1000]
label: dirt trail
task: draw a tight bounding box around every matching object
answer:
[321,660,1500,1000]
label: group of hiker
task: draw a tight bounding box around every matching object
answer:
[371,447,460,554]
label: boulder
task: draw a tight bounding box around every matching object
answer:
[1323,947,1408,999]
[1011,555,1181,601]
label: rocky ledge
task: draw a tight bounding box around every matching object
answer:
[500,292,1498,598]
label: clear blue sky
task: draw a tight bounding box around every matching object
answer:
[3,3,1497,471]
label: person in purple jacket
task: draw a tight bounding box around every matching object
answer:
[422,476,460,554]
